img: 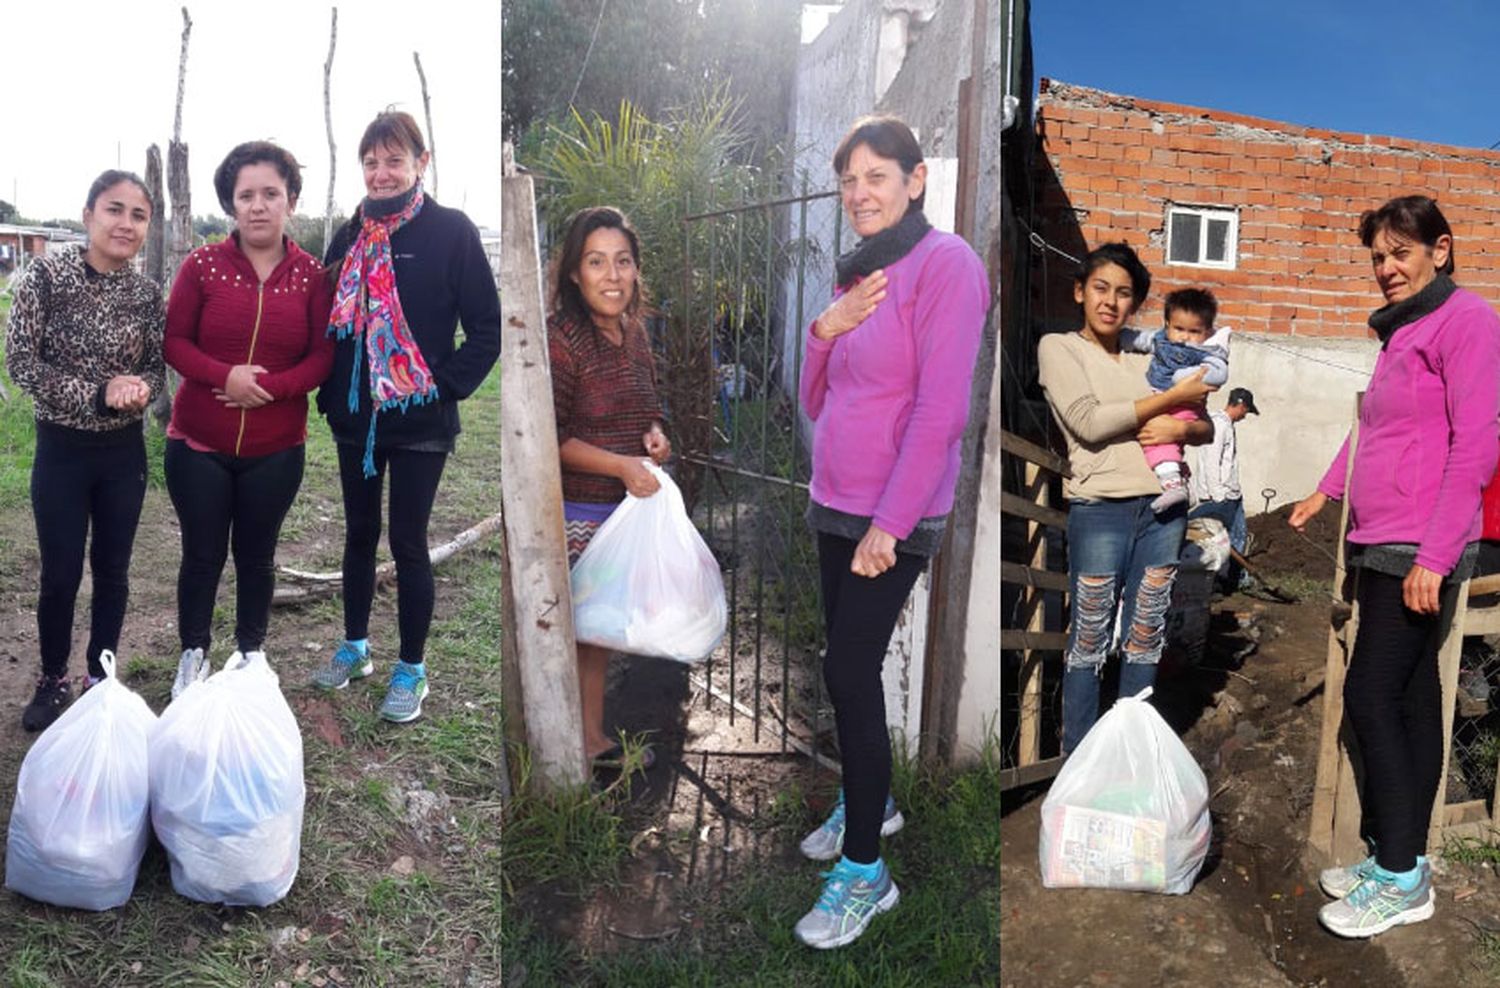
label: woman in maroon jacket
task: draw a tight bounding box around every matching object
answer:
[163,141,334,695]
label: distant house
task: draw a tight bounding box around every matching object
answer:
[0,225,88,276]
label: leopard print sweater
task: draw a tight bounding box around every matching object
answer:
[5,246,165,431]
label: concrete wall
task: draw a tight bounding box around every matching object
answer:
[1203,333,1379,516]
[1034,80,1500,338]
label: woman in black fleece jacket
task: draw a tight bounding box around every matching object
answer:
[311,111,499,723]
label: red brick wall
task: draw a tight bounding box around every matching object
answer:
[1033,80,1500,338]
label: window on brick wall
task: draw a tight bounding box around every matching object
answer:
[1166,204,1238,269]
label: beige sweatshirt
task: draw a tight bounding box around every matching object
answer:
[1037,331,1162,500]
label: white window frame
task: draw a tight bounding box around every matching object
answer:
[1166,204,1239,270]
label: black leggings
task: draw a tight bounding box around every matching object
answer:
[31,424,146,679]
[165,439,305,653]
[1344,569,1448,873]
[817,531,926,864]
[336,444,447,664]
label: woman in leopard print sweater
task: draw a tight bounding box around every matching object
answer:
[4,169,165,731]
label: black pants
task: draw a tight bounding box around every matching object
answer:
[817,531,926,864]
[31,423,146,679]
[165,439,305,653]
[1344,569,1448,873]
[337,444,447,664]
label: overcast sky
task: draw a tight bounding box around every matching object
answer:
[7,1,500,229]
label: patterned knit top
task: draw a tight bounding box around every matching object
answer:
[5,246,165,432]
[548,313,665,504]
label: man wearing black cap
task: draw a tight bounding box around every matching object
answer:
[1192,388,1259,589]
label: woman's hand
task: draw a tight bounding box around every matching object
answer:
[1166,366,1216,406]
[617,455,662,498]
[218,364,273,409]
[1136,415,1189,446]
[813,270,888,341]
[643,423,671,465]
[851,524,898,578]
[1288,492,1328,532]
[1403,563,1444,615]
[104,375,151,411]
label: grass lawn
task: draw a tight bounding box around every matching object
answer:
[0,289,503,986]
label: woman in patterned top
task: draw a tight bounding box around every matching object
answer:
[4,170,165,731]
[547,206,669,770]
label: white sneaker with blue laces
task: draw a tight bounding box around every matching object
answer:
[799,792,905,861]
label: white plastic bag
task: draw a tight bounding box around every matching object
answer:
[1039,688,1211,894]
[149,652,305,907]
[4,651,156,910]
[571,462,728,662]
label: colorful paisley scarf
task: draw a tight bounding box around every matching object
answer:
[328,183,439,476]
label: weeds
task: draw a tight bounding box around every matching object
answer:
[1443,831,1500,866]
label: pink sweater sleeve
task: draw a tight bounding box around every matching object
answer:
[872,246,990,538]
[1417,310,1500,573]
[1317,433,1352,500]
[799,319,836,421]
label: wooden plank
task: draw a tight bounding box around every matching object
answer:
[1429,578,1468,854]
[1442,799,1490,827]
[1003,630,1068,651]
[1310,395,1360,859]
[1001,492,1068,529]
[999,429,1072,478]
[1018,462,1047,765]
[1001,755,1068,791]
[1468,573,1500,596]
[1459,603,1500,637]
[1439,819,1499,843]
[498,170,588,790]
[1001,560,1069,592]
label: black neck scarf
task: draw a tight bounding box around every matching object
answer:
[834,208,932,289]
[1368,272,1456,346]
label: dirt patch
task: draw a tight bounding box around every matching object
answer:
[1001,517,1500,988]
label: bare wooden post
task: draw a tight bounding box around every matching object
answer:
[413,52,437,198]
[499,147,586,789]
[144,146,165,286]
[1017,460,1045,765]
[322,8,339,255]
[1309,394,1363,863]
[154,7,193,427]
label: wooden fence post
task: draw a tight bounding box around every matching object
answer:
[499,156,587,790]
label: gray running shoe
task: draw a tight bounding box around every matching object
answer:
[171,647,210,699]
[799,792,905,861]
[794,858,900,949]
[311,640,373,689]
[1319,855,1429,900]
[1319,870,1434,938]
[379,662,429,723]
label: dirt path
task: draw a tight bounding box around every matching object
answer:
[1000,507,1500,987]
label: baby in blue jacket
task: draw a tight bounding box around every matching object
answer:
[1121,288,1230,512]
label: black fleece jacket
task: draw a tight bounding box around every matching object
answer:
[318,196,500,448]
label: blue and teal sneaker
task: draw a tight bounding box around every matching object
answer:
[799,791,905,861]
[793,857,900,949]
[311,640,373,689]
[1318,867,1434,937]
[379,661,429,723]
[1319,854,1429,900]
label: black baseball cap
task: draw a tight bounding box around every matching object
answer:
[1228,387,1259,414]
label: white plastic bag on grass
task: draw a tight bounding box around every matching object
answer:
[571,461,728,662]
[1039,688,1211,894]
[149,651,304,907]
[4,651,156,910]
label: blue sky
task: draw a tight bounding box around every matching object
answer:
[1031,2,1499,149]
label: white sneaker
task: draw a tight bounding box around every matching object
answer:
[799,793,906,861]
[223,649,267,672]
[171,647,210,699]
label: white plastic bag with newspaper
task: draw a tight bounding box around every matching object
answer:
[1039,688,1211,894]
[150,651,305,907]
[5,651,156,910]
[571,462,728,662]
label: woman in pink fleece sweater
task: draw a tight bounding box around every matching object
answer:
[1290,195,1500,938]
[791,115,989,951]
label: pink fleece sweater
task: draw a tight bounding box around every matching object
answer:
[800,228,990,539]
[1317,287,1500,575]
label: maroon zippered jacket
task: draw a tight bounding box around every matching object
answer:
[165,234,335,457]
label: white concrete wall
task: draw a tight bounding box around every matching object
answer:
[1196,333,1378,515]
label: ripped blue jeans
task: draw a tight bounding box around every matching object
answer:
[1061,495,1186,752]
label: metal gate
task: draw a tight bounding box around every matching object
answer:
[672,181,849,762]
